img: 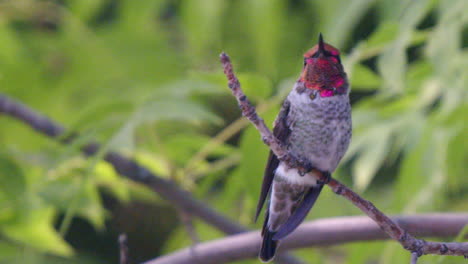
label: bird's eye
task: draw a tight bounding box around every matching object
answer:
[335,55,341,63]
[303,58,307,67]
[329,55,341,63]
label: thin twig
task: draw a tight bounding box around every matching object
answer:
[0,94,303,264]
[119,234,129,264]
[411,251,419,264]
[219,52,468,259]
[176,209,202,264]
[177,209,200,244]
[144,214,468,264]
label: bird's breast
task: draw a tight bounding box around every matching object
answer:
[285,90,352,172]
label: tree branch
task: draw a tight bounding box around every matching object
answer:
[219,52,468,259]
[0,94,302,264]
[144,214,468,264]
[119,234,129,264]
[411,251,419,264]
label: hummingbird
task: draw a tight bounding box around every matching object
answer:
[256,34,352,262]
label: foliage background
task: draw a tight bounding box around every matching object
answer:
[0,0,466,263]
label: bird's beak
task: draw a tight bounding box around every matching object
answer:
[317,33,325,56]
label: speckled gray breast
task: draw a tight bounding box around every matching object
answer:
[285,89,352,172]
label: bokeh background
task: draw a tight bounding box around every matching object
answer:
[0,0,467,263]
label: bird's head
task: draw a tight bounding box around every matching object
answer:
[300,34,348,97]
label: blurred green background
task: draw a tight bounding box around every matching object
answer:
[0,0,467,263]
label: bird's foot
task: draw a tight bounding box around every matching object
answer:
[287,154,318,177]
[316,171,331,185]
[297,159,315,177]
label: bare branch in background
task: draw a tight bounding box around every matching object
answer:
[145,214,468,264]
[219,52,468,260]
[177,209,200,245]
[411,251,419,264]
[0,94,302,264]
[119,234,129,264]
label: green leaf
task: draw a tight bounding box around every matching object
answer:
[68,0,106,22]
[377,37,408,93]
[108,99,222,151]
[238,126,269,205]
[94,161,130,202]
[41,178,106,230]
[152,79,226,99]
[0,157,26,200]
[237,73,272,101]
[0,241,22,261]
[164,133,235,166]
[378,96,416,118]
[405,60,433,92]
[38,160,106,230]
[350,64,382,90]
[238,107,278,206]
[222,168,244,210]
[346,241,387,264]
[119,0,166,32]
[134,100,222,125]
[161,219,223,254]
[67,100,134,132]
[445,111,467,191]
[365,22,399,49]
[125,180,162,204]
[0,22,24,66]
[394,127,451,213]
[352,125,392,191]
[377,0,433,94]
[243,0,285,77]
[323,0,376,47]
[180,0,226,63]
[1,207,73,256]
[134,151,171,179]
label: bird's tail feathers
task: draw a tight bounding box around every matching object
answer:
[259,209,278,262]
[259,229,278,262]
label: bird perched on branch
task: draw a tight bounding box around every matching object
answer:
[256,34,352,262]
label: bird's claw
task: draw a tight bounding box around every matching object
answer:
[287,154,317,177]
[316,171,331,185]
[297,160,315,177]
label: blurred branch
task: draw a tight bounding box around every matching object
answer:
[0,94,302,264]
[219,53,468,260]
[176,209,202,264]
[119,234,129,264]
[411,251,419,264]
[177,209,200,245]
[144,214,468,264]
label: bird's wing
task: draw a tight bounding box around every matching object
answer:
[272,184,324,240]
[254,99,291,222]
